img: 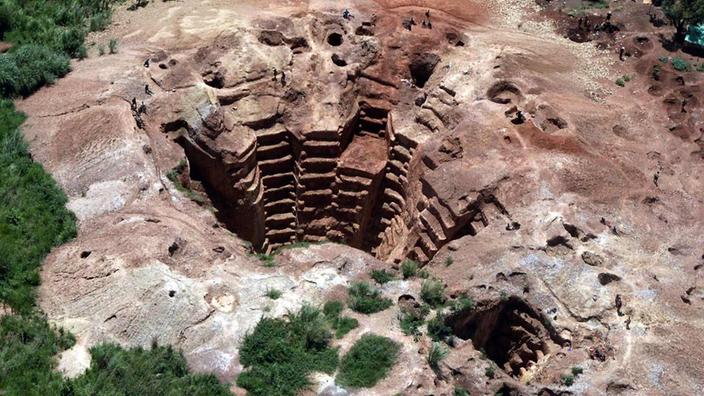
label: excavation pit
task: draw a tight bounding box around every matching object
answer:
[447,297,562,379]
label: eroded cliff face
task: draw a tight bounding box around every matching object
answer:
[17,0,704,394]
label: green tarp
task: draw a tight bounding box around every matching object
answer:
[685,25,704,48]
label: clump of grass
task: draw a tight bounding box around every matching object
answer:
[623,74,631,82]
[500,290,509,301]
[671,57,689,72]
[98,44,106,56]
[561,373,575,386]
[370,269,395,284]
[398,305,430,338]
[652,65,661,80]
[485,363,496,378]
[323,300,359,339]
[347,281,393,314]
[615,78,625,87]
[264,288,282,300]
[237,304,339,396]
[427,311,453,344]
[444,256,454,267]
[77,45,88,60]
[108,38,119,54]
[426,342,449,369]
[420,279,445,307]
[455,386,470,396]
[336,334,400,388]
[579,0,609,9]
[401,259,419,279]
[572,366,584,376]
[659,55,669,63]
[451,293,475,313]
[250,253,275,267]
[419,269,430,279]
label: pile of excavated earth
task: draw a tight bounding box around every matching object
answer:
[16,0,703,394]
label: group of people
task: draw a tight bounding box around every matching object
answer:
[404,10,432,31]
[577,11,618,35]
[132,59,154,129]
[271,67,286,86]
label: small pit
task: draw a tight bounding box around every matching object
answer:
[487,80,522,104]
[409,53,441,88]
[327,32,343,46]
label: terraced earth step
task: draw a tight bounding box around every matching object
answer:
[265,228,297,243]
[256,141,291,160]
[262,172,295,188]
[264,198,296,213]
[300,157,338,173]
[302,140,341,157]
[391,145,412,162]
[259,155,293,173]
[265,212,296,229]
[263,185,295,203]
[299,171,336,189]
[420,210,447,245]
[337,174,373,188]
[429,197,455,232]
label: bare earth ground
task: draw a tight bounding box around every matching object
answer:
[15,0,704,394]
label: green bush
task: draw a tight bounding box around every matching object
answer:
[451,293,475,313]
[398,305,429,337]
[420,279,445,307]
[426,342,448,369]
[89,12,111,32]
[455,386,470,396]
[0,312,75,393]
[71,341,230,395]
[659,55,669,63]
[77,45,88,60]
[108,38,118,54]
[98,44,106,56]
[370,269,395,284]
[347,281,393,314]
[615,78,625,87]
[323,300,359,339]
[237,305,339,396]
[265,288,282,300]
[623,74,631,82]
[652,65,661,80]
[0,99,77,313]
[427,311,453,344]
[337,334,400,388]
[0,45,71,97]
[401,259,419,279]
[485,364,496,378]
[560,373,575,386]
[418,268,429,279]
[572,366,584,376]
[671,57,690,71]
[444,256,454,267]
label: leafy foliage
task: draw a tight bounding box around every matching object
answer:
[427,311,453,344]
[401,259,419,279]
[237,304,339,396]
[0,45,71,97]
[265,288,282,300]
[455,386,470,396]
[662,0,704,41]
[671,57,690,71]
[347,281,393,314]
[0,99,77,313]
[71,341,230,395]
[337,334,400,388]
[426,342,449,369]
[370,269,395,284]
[420,279,446,307]
[323,300,359,339]
[398,305,430,338]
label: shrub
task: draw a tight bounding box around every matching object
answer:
[398,305,429,337]
[89,12,112,32]
[0,45,71,97]
[77,45,88,60]
[485,364,496,378]
[237,305,339,396]
[370,269,395,284]
[347,281,393,314]
[623,74,631,82]
[451,293,475,313]
[455,386,470,396]
[71,342,231,395]
[420,279,445,307]
[652,65,661,80]
[572,366,584,376]
[426,342,449,369]
[108,38,118,54]
[427,312,453,344]
[419,269,429,279]
[401,259,419,279]
[444,256,454,267]
[659,55,669,63]
[560,373,575,386]
[615,78,625,87]
[98,44,106,56]
[0,100,77,312]
[500,290,509,301]
[323,300,359,339]
[337,334,400,388]
[697,64,704,72]
[265,288,282,300]
[671,57,690,71]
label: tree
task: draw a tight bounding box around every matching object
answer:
[662,0,704,42]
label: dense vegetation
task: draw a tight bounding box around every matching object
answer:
[336,334,400,388]
[0,2,232,395]
[347,281,393,314]
[237,305,339,396]
[662,0,704,41]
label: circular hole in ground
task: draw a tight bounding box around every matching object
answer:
[327,33,343,46]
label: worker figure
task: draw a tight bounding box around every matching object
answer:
[405,22,412,31]
[143,58,150,68]
[681,98,688,113]
[422,20,427,28]
[428,21,432,29]
[585,16,591,31]
[606,11,612,21]
[133,114,144,129]
[578,17,583,30]
[343,9,350,19]
[619,46,626,61]
[281,71,286,87]
[410,17,416,25]
[131,97,137,112]
[653,171,660,187]
[272,67,278,82]
[425,10,430,18]
[145,84,153,95]
[139,102,147,115]
[615,294,623,316]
